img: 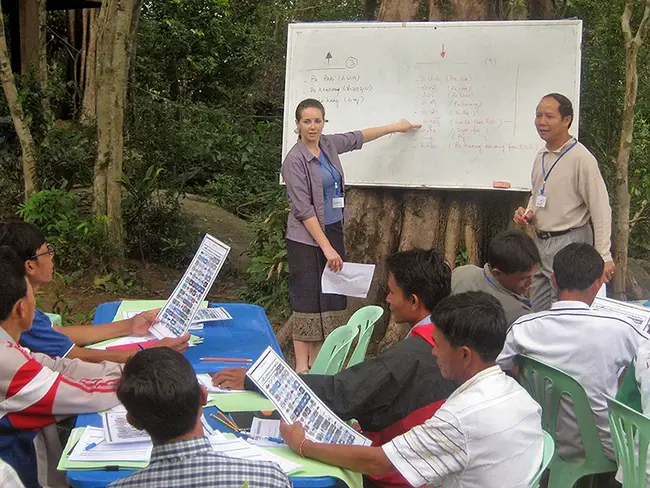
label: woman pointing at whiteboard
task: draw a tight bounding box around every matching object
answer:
[282,98,420,373]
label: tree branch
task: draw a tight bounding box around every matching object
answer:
[634,0,650,45]
[622,0,634,44]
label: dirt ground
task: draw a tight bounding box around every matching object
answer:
[36,195,252,325]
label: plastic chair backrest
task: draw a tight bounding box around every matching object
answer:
[346,305,384,368]
[530,430,556,487]
[309,324,359,375]
[606,394,650,488]
[518,354,617,487]
[45,312,62,326]
[617,364,643,413]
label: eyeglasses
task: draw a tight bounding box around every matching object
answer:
[29,244,55,260]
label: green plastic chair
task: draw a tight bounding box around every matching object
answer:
[606,394,650,487]
[45,312,62,326]
[345,305,384,368]
[309,324,359,375]
[531,431,556,487]
[617,365,643,413]
[518,355,617,488]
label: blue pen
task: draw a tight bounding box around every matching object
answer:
[236,432,284,444]
[84,439,104,451]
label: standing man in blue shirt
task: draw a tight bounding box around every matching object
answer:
[0,221,188,362]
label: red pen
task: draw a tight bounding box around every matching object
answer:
[200,357,252,363]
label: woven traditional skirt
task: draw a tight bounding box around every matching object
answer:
[286,221,347,341]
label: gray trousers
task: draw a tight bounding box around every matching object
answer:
[530,224,594,312]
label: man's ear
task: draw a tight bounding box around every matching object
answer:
[14,297,26,320]
[199,384,208,406]
[411,293,421,310]
[126,412,144,431]
[460,346,472,365]
[24,259,36,278]
[551,273,559,291]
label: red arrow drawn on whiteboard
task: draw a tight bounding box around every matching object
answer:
[440,44,446,58]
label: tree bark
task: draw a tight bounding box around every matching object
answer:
[450,0,487,19]
[529,0,554,19]
[444,199,462,266]
[613,0,650,299]
[94,0,144,256]
[82,10,98,120]
[463,200,481,265]
[378,0,423,21]
[0,2,38,200]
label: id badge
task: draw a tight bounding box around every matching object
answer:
[332,197,345,209]
[535,195,547,208]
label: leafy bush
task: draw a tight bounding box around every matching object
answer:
[38,121,96,190]
[239,188,290,319]
[0,135,24,219]
[18,189,113,273]
[121,158,201,268]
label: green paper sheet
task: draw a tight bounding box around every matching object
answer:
[114,300,208,322]
[268,445,363,488]
[206,391,275,412]
[57,428,149,471]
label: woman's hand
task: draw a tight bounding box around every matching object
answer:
[323,246,343,272]
[391,119,422,133]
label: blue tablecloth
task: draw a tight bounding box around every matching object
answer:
[67,302,340,488]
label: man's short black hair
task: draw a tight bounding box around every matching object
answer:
[488,231,541,274]
[432,291,507,363]
[385,248,451,313]
[543,93,574,128]
[553,243,604,291]
[0,221,46,263]
[0,247,28,322]
[116,348,202,442]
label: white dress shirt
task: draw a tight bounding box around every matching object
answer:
[382,366,543,487]
[497,300,648,459]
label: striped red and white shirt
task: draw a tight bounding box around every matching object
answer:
[0,328,122,487]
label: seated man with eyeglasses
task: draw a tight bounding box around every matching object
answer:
[0,221,189,363]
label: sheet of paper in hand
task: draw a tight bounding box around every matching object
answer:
[321,262,375,299]
[150,234,230,338]
[247,347,371,446]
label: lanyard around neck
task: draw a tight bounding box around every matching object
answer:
[540,138,577,195]
[318,150,341,195]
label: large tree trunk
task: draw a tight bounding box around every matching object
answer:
[0,2,38,200]
[94,0,143,256]
[349,0,531,354]
[613,0,650,299]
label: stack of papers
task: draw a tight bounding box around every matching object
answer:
[64,426,300,475]
[68,427,152,463]
[208,437,301,474]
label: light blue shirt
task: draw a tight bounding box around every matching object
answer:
[317,150,343,225]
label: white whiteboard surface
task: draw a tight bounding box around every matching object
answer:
[282,21,582,191]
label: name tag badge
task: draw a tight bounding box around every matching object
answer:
[535,195,547,208]
[332,197,345,209]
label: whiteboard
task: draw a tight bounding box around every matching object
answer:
[282,21,582,191]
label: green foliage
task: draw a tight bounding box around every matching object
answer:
[121,158,202,268]
[239,189,290,319]
[17,189,114,273]
[568,0,650,258]
[37,121,96,190]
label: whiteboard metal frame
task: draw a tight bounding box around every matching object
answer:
[283,20,583,191]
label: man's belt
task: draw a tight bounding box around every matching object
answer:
[536,228,573,240]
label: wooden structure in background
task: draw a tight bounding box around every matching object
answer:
[1,0,100,74]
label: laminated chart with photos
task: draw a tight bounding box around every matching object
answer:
[247,347,371,446]
[150,234,230,339]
